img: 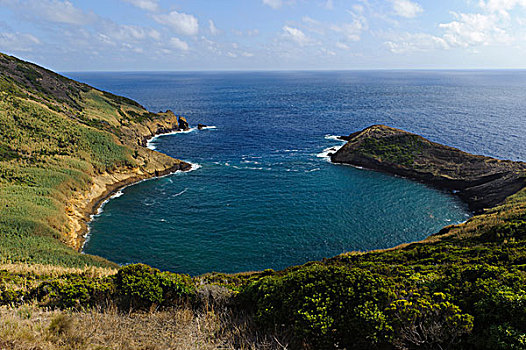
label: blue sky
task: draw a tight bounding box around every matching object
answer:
[1,0,526,71]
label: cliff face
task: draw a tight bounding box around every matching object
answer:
[331,125,526,213]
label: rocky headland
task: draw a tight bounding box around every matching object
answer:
[331,125,526,213]
[0,51,199,257]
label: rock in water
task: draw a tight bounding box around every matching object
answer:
[178,116,189,130]
[198,123,207,130]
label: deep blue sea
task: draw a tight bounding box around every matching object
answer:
[67,71,526,275]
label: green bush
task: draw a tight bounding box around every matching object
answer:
[387,292,473,349]
[242,265,394,349]
[0,285,25,306]
[35,275,113,309]
[115,264,195,310]
[482,215,526,242]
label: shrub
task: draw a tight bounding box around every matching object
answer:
[115,264,195,310]
[470,285,526,349]
[242,264,394,349]
[387,292,473,349]
[35,275,113,309]
[482,215,526,242]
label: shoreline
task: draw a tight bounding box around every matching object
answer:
[65,126,202,252]
[66,162,192,252]
[146,125,217,150]
[71,124,215,253]
[72,125,522,274]
[331,125,526,213]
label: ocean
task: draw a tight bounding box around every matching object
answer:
[67,70,526,275]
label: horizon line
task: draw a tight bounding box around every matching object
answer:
[62,67,526,74]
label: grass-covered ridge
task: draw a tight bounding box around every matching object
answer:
[0,52,188,268]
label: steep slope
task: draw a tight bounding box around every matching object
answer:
[0,53,190,267]
[331,125,526,213]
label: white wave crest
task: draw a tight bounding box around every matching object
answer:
[146,127,198,150]
[189,162,201,171]
[317,134,347,162]
[172,188,188,197]
[316,145,343,161]
[324,134,343,141]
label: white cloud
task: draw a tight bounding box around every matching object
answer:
[479,0,526,14]
[241,51,254,57]
[331,12,368,42]
[385,32,449,53]
[0,32,40,52]
[3,0,98,25]
[324,0,334,10]
[385,0,522,54]
[282,26,313,46]
[95,21,161,47]
[115,25,157,40]
[391,0,423,18]
[122,0,159,12]
[263,0,283,9]
[335,42,351,50]
[149,29,161,41]
[439,12,512,47]
[169,37,189,51]
[302,16,325,34]
[352,4,365,14]
[321,48,336,55]
[154,10,199,36]
[209,20,219,35]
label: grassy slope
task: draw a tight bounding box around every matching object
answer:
[0,52,184,268]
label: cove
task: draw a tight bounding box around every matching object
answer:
[74,71,526,275]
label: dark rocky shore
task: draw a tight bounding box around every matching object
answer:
[331,125,526,213]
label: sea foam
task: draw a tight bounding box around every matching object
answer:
[316,135,347,162]
[146,125,216,150]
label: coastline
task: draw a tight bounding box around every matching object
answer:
[65,161,192,252]
[69,124,215,252]
[65,128,200,252]
[331,125,526,213]
[325,125,526,259]
[68,124,524,269]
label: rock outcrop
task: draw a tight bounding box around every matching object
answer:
[331,125,526,213]
[178,116,190,130]
[136,111,179,146]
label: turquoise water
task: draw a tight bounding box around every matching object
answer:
[68,71,526,275]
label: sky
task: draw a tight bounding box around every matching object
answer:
[1,0,526,71]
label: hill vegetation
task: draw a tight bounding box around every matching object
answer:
[0,52,188,267]
[0,54,525,349]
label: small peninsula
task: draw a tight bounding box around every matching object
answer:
[331,125,526,213]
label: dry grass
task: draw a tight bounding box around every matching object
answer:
[0,305,288,350]
[0,263,117,279]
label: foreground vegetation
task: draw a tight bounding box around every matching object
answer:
[1,52,525,349]
[1,188,525,349]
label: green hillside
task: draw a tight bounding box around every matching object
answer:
[0,53,186,268]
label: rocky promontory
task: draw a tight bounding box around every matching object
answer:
[331,125,526,213]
